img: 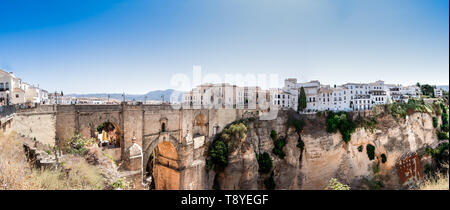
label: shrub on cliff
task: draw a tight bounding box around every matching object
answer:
[325,178,351,190]
[366,144,376,160]
[270,130,277,141]
[256,152,272,174]
[437,132,449,140]
[418,171,449,190]
[288,118,305,133]
[326,112,356,143]
[390,99,435,119]
[208,139,228,170]
[389,102,407,119]
[433,117,439,128]
[221,123,248,151]
[363,176,384,190]
[207,122,248,171]
[63,134,96,156]
[357,117,378,133]
[358,145,363,152]
[441,104,449,132]
[31,158,105,190]
[272,137,286,159]
[428,143,449,168]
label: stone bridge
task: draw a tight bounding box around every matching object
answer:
[12,104,259,190]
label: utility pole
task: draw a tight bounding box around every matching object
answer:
[144,96,147,105]
[122,92,125,103]
[108,94,110,104]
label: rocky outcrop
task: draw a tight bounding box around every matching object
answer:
[211,110,440,190]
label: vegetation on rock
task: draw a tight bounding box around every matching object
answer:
[221,123,248,151]
[432,117,439,128]
[206,122,248,173]
[357,145,363,152]
[272,137,286,159]
[256,152,272,174]
[437,132,449,140]
[440,103,449,132]
[416,83,436,97]
[388,98,434,120]
[0,133,106,190]
[288,118,305,133]
[362,163,384,190]
[326,111,356,143]
[62,134,96,156]
[356,116,378,133]
[208,139,228,171]
[270,130,277,141]
[325,178,351,190]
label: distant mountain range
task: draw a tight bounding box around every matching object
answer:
[67,89,184,102]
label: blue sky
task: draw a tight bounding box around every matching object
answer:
[0,0,448,94]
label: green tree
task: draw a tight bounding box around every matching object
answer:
[419,84,436,97]
[326,111,356,143]
[272,137,286,159]
[298,87,307,112]
[209,140,228,170]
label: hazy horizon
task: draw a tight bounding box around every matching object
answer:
[1,0,448,94]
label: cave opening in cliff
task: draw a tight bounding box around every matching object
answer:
[146,141,180,190]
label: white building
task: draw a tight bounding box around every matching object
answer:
[271,88,297,110]
[399,85,421,98]
[0,69,49,105]
[281,78,321,112]
[434,88,444,98]
[317,86,352,112]
[183,83,270,109]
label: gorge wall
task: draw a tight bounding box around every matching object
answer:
[209,109,442,190]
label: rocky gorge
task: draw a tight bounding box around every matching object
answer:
[205,102,448,190]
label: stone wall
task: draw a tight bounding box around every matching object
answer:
[11,112,57,146]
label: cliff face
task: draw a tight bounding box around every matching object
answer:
[212,110,439,190]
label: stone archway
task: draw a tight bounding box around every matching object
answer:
[145,140,180,190]
[96,121,122,148]
[193,113,207,137]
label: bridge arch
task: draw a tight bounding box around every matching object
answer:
[143,134,181,190]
